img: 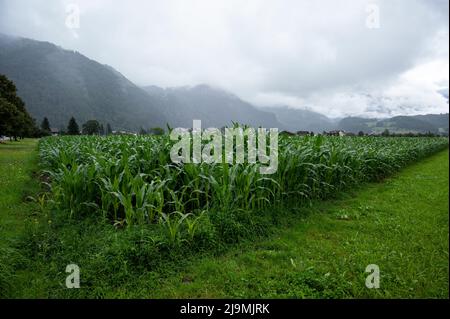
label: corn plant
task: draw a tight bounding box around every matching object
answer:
[38,133,448,246]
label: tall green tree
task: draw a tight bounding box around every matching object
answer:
[82,120,101,135]
[0,74,36,139]
[106,123,112,135]
[67,117,80,135]
[0,97,18,138]
[41,117,51,134]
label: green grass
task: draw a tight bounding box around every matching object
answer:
[0,139,40,297]
[0,139,39,235]
[0,139,448,298]
[112,150,449,298]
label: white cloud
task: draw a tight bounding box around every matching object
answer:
[0,0,448,117]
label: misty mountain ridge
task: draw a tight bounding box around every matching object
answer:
[142,84,283,129]
[337,113,449,134]
[0,33,167,131]
[0,33,447,135]
[258,105,338,133]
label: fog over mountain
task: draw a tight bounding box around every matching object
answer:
[0,0,448,118]
[142,84,282,129]
[0,33,167,130]
[0,34,282,130]
[258,106,337,133]
[338,114,449,135]
[0,33,447,134]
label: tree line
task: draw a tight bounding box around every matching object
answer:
[39,117,164,136]
[40,117,114,136]
[0,73,116,139]
[1,74,165,140]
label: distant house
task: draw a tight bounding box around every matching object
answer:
[50,128,60,136]
[112,130,137,136]
[324,130,346,136]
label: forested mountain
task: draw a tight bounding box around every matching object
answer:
[0,33,167,131]
[337,117,374,134]
[1,33,447,134]
[259,105,337,133]
[412,113,449,133]
[338,113,449,134]
[142,84,282,129]
[375,116,440,134]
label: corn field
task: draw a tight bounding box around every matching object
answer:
[38,134,448,245]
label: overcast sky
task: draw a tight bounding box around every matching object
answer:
[0,0,448,118]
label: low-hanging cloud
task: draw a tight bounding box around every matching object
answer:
[0,0,448,117]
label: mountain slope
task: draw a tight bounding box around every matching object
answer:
[338,117,376,134]
[143,84,282,128]
[1,34,447,134]
[338,114,449,134]
[0,34,167,131]
[412,113,449,133]
[375,116,439,134]
[259,105,337,133]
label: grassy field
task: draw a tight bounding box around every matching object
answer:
[141,149,449,298]
[0,139,40,297]
[0,139,448,298]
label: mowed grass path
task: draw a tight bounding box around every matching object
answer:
[0,139,40,297]
[0,139,39,239]
[134,150,449,299]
